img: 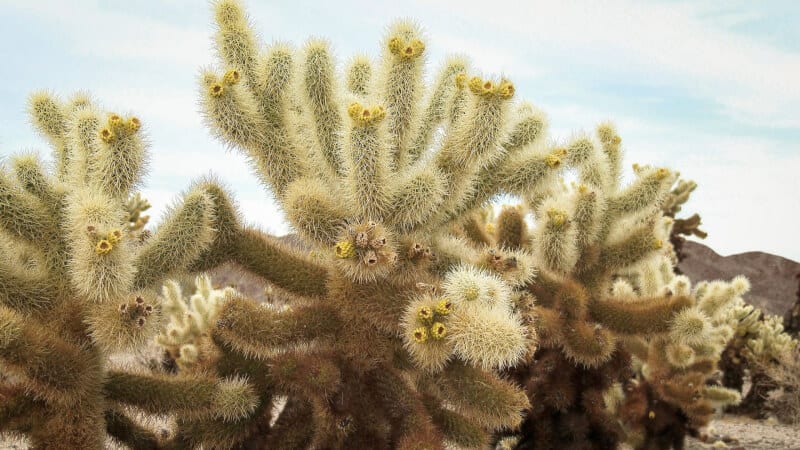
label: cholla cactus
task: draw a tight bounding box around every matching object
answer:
[156,274,236,370]
[165,0,615,447]
[720,297,798,417]
[615,257,744,449]
[475,125,696,449]
[661,178,706,265]
[0,93,256,449]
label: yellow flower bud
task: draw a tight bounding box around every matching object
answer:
[417,305,433,322]
[209,82,224,97]
[95,239,113,255]
[455,72,467,89]
[127,117,141,132]
[107,229,123,245]
[430,322,447,340]
[496,80,515,99]
[435,298,452,316]
[412,327,429,343]
[222,69,241,85]
[545,153,561,168]
[334,240,356,259]
[99,127,115,143]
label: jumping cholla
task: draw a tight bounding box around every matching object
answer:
[0,0,759,449]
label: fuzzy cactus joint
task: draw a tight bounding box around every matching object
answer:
[1,1,795,450]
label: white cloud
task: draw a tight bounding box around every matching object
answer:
[417,0,800,128]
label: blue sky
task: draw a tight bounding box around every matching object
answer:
[1,0,798,261]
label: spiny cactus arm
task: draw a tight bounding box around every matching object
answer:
[0,306,96,403]
[231,227,330,298]
[422,393,489,449]
[92,111,147,198]
[343,101,392,219]
[460,212,493,247]
[28,91,71,179]
[407,57,468,163]
[283,177,348,245]
[596,122,623,188]
[104,409,162,450]
[64,189,135,304]
[496,206,527,250]
[593,223,662,273]
[132,189,216,290]
[301,40,345,179]
[214,293,340,358]
[490,145,564,197]
[261,398,315,449]
[0,259,56,312]
[10,154,57,204]
[0,170,58,246]
[104,370,258,422]
[185,178,242,272]
[207,7,310,199]
[433,361,529,430]
[85,292,160,353]
[200,67,265,154]
[369,367,444,449]
[380,21,427,169]
[435,76,515,184]
[387,164,447,231]
[587,295,693,335]
[607,166,674,218]
[346,55,372,97]
[213,0,259,87]
[501,103,548,153]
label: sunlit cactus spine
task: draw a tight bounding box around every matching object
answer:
[0,93,255,449]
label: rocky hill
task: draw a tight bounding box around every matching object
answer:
[678,240,800,316]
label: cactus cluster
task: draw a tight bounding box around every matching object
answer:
[0,92,261,448]
[0,1,763,449]
[719,298,798,417]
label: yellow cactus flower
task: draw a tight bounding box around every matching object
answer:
[95,239,113,255]
[547,208,568,227]
[545,153,562,168]
[127,117,141,132]
[99,127,115,143]
[347,102,364,120]
[388,37,403,54]
[417,305,433,322]
[108,113,123,129]
[222,69,241,85]
[412,327,429,343]
[435,298,452,316]
[496,80,515,99]
[652,239,663,250]
[107,229,123,245]
[430,322,447,340]
[468,76,494,96]
[455,72,467,89]
[334,240,356,259]
[209,82,225,97]
[485,222,496,235]
[655,168,670,179]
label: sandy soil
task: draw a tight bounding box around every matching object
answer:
[3,415,799,449]
[686,415,800,450]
